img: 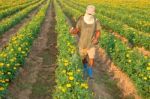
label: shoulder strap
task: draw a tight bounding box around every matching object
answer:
[94,17,97,32]
[77,15,84,22]
[92,16,97,37]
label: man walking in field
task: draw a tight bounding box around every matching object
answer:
[70,5,101,79]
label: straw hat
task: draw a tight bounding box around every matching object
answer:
[84,5,96,24]
[86,5,95,15]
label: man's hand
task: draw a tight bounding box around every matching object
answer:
[69,27,79,35]
[92,37,98,45]
[92,30,100,45]
[69,27,74,34]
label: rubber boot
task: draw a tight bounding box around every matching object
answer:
[88,67,93,79]
[83,63,88,79]
[83,63,88,73]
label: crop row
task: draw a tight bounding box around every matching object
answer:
[0,0,45,36]
[0,0,37,11]
[0,0,40,20]
[0,0,50,97]
[0,0,34,6]
[53,1,93,99]
[58,0,150,98]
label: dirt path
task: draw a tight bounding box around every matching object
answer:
[92,47,141,99]
[0,3,43,51]
[5,0,57,99]
[87,46,122,99]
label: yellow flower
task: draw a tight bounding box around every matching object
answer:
[67,72,73,76]
[26,48,29,51]
[10,59,15,62]
[62,70,66,73]
[61,88,66,93]
[127,47,130,50]
[64,59,69,66]
[6,64,10,67]
[71,50,74,54]
[10,49,14,52]
[69,76,74,81]
[139,73,144,77]
[18,47,22,51]
[92,92,94,96]
[58,86,62,89]
[147,67,150,71]
[14,58,16,61]
[76,82,79,85]
[128,60,131,63]
[148,63,150,66]
[0,62,4,67]
[144,56,148,59]
[3,53,7,57]
[16,63,20,66]
[22,51,25,54]
[13,67,17,70]
[126,54,129,58]
[143,77,147,80]
[25,42,28,45]
[66,83,71,88]
[81,83,88,89]
[77,69,81,72]
[7,72,11,75]
[64,59,69,63]
[0,87,4,91]
[1,80,5,83]
[0,71,3,75]
[5,79,9,82]
[64,62,69,66]
[67,42,70,46]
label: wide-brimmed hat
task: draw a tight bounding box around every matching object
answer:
[86,5,95,15]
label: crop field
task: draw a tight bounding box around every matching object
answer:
[0,0,149,99]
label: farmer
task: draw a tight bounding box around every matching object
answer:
[69,5,101,78]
